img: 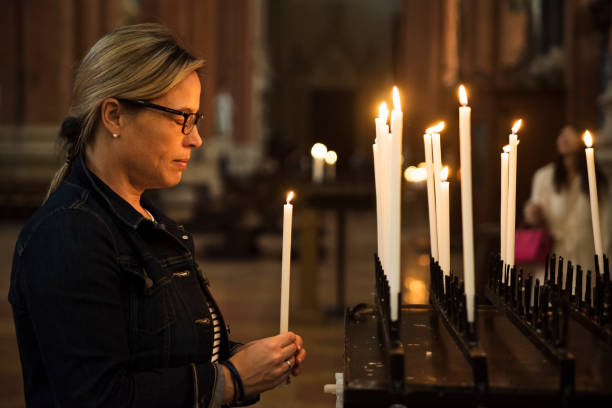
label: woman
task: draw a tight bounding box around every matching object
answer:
[524,125,609,286]
[8,24,306,407]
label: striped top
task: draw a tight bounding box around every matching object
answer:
[208,300,221,363]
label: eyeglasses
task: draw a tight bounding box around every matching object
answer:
[118,99,203,135]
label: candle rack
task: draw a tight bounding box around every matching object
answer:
[537,253,612,347]
[487,254,575,393]
[373,255,404,389]
[429,257,489,393]
[339,254,612,407]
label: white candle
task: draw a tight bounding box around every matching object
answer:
[500,145,510,269]
[373,143,384,264]
[311,143,327,183]
[375,103,390,273]
[280,191,294,333]
[431,124,445,279]
[458,85,475,323]
[389,87,403,321]
[325,150,337,181]
[439,167,451,277]
[423,132,439,261]
[584,130,604,274]
[505,120,522,269]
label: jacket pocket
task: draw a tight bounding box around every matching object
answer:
[136,276,177,335]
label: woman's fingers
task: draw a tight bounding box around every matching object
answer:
[279,342,297,361]
[291,348,306,376]
[276,331,297,347]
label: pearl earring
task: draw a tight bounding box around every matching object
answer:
[112,133,119,138]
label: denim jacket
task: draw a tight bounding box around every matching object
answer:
[8,155,251,407]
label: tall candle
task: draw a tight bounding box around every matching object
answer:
[500,145,510,269]
[505,120,522,268]
[311,143,327,183]
[280,191,294,333]
[389,87,403,321]
[424,132,439,260]
[583,130,604,274]
[373,143,384,265]
[325,150,337,181]
[439,167,451,277]
[458,85,475,323]
[430,122,445,280]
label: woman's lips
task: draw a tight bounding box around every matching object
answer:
[173,159,189,170]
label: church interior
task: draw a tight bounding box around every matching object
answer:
[2,0,612,406]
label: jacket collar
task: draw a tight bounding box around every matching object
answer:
[68,154,156,230]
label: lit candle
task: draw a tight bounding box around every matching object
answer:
[500,145,510,274]
[280,191,294,333]
[430,122,446,281]
[311,143,327,183]
[423,131,439,261]
[325,150,337,181]
[389,87,403,321]
[373,143,384,265]
[583,130,604,274]
[505,119,522,269]
[458,85,475,323]
[374,103,390,273]
[439,166,451,277]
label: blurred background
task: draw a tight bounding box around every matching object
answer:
[2,0,612,406]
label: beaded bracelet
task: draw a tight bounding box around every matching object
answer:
[220,360,245,403]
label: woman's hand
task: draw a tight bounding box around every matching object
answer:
[524,201,543,226]
[291,334,306,376]
[228,331,304,398]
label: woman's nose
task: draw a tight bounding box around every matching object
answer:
[185,126,203,148]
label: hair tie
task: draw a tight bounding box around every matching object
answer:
[220,360,245,403]
[60,116,83,144]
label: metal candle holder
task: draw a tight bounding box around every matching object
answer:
[429,256,489,393]
[488,254,575,393]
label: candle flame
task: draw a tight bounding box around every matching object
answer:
[584,130,593,148]
[286,191,294,204]
[512,119,522,134]
[441,166,449,181]
[325,150,337,165]
[392,86,401,111]
[425,121,445,134]
[458,85,468,106]
[503,144,510,153]
[378,102,389,124]
[311,143,327,159]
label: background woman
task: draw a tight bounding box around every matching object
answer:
[524,125,609,289]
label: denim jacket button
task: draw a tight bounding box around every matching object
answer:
[195,318,211,325]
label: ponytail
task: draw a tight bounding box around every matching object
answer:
[44,116,84,202]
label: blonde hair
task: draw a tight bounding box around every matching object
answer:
[45,23,204,200]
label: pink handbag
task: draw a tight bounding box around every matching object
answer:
[515,227,552,264]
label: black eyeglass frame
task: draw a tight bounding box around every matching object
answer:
[117,99,203,135]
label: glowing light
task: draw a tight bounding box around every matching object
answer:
[584,130,593,148]
[310,143,327,159]
[425,121,445,134]
[324,150,337,165]
[458,85,468,106]
[512,119,522,134]
[286,191,294,204]
[503,145,510,153]
[404,166,427,183]
[392,86,401,111]
[441,166,449,182]
[378,102,389,124]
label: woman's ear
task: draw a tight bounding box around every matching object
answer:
[100,98,122,137]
